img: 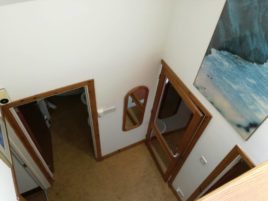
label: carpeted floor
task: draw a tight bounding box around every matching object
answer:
[47,94,177,201]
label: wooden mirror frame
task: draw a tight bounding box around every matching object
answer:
[188,145,255,201]
[146,60,212,182]
[122,86,149,131]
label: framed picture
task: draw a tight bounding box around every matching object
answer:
[0,111,11,166]
[194,0,268,140]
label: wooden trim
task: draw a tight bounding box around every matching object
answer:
[101,139,145,160]
[188,145,255,201]
[4,80,91,108]
[122,86,149,131]
[87,80,102,161]
[126,108,139,125]
[130,93,144,111]
[161,60,211,117]
[2,107,54,183]
[146,60,212,184]
[154,125,174,161]
[145,139,167,179]
[1,80,102,183]
[146,128,181,182]
[234,145,255,168]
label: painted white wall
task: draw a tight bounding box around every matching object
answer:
[163,0,268,200]
[0,0,175,155]
[0,159,17,201]
[7,121,51,189]
[13,154,38,193]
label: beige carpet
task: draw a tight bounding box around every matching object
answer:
[47,94,177,201]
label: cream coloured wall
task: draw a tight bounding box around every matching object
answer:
[163,0,268,200]
[0,0,175,155]
[0,159,17,201]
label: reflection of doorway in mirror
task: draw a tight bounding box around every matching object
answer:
[123,86,149,131]
[155,79,193,156]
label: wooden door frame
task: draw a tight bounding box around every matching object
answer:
[1,80,102,184]
[188,145,255,201]
[146,60,212,183]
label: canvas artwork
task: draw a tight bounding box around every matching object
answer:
[194,0,268,140]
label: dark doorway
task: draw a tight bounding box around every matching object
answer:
[14,88,93,173]
[2,80,101,185]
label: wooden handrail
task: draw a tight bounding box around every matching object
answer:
[198,160,268,201]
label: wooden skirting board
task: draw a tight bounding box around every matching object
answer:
[101,139,145,160]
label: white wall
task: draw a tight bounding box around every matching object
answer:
[0,159,17,201]
[0,0,175,155]
[13,154,38,193]
[163,0,268,200]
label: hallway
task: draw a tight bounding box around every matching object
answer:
[47,95,177,201]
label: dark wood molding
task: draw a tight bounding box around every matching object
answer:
[101,139,145,160]
[1,80,102,184]
[188,145,255,201]
[146,60,212,185]
[3,80,91,108]
[87,80,102,160]
[2,106,54,184]
[122,86,149,131]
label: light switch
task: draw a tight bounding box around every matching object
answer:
[200,155,208,165]
[176,186,185,198]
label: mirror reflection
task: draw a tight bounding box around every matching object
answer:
[155,79,193,156]
[123,86,149,131]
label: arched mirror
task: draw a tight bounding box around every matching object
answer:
[123,86,149,131]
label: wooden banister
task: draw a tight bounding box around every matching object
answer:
[198,160,268,201]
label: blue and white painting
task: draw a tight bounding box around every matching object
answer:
[194,0,268,140]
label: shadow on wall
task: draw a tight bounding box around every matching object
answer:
[0,0,35,6]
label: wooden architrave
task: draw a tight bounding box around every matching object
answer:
[188,145,255,201]
[146,60,212,183]
[122,85,149,131]
[1,80,102,184]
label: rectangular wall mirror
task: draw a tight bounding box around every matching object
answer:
[146,60,212,182]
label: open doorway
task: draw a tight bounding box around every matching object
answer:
[2,80,101,192]
[14,87,94,172]
[11,87,97,200]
